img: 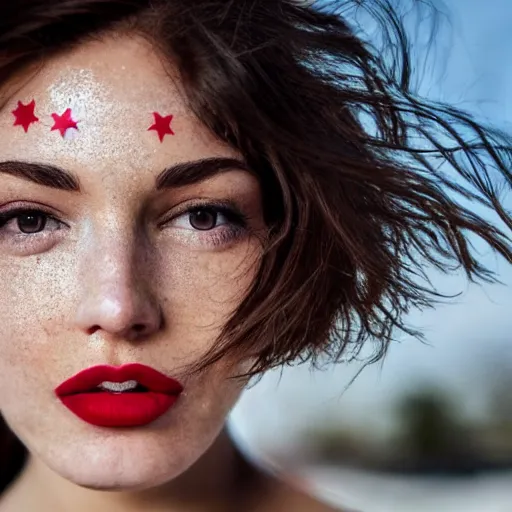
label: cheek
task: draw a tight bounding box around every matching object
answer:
[0,253,77,406]
[156,240,260,333]
[0,251,76,343]
[181,363,247,432]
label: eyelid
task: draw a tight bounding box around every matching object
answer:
[0,201,65,219]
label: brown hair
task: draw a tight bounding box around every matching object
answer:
[1,0,511,494]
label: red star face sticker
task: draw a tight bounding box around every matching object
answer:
[148,112,175,142]
[51,108,79,137]
[12,99,39,132]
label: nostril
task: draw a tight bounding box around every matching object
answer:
[132,324,146,333]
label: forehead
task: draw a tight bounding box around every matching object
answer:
[0,35,231,176]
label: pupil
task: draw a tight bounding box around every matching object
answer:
[17,213,46,234]
[189,210,217,231]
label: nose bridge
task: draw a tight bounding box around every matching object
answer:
[82,215,135,289]
[74,218,161,339]
[93,242,134,301]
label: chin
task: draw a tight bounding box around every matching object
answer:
[49,447,189,491]
[65,473,177,492]
[35,419,224,492]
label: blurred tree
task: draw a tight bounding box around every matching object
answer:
[396,388,478,473]
[488,364,512,426]
[302,425,370,466]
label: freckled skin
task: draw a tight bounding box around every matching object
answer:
[0,35,265,492]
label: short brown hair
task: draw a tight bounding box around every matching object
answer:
[1,0,511,492]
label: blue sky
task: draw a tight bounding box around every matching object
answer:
[231,0,512,451]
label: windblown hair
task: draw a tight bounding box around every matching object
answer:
[0,0,511,494]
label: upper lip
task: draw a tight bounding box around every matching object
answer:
[55,363,184,396]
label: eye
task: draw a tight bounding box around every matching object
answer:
[188,209,221,230]
[160,202,250,248]
[0,208,63,236]
[16,211,48,234]
[172,207,230,231]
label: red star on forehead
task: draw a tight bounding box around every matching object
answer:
[12,99,39,132]
[51,108,79,137]
[148,112,175,142]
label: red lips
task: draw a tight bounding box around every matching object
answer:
[55,363,184,428]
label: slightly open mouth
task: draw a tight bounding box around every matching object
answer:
[80,384,150,394]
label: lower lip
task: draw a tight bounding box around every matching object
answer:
[59,392,180,428]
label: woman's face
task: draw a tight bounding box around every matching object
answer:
[0,35,264,489]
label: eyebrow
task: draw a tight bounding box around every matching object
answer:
[155,157,250,189]
[0,161,80,191]
[0,157,250,193]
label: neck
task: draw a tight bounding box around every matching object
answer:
[2,429,267,512]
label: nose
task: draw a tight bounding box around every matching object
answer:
[74,239,162,341]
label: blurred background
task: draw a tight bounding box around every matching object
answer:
[230,1,512,510]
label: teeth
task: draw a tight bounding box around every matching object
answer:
[98,380,138,392]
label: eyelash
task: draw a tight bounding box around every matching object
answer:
[0,202,249,252]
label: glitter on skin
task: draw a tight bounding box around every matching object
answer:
[42,67,156,168]
[22,65,186,171]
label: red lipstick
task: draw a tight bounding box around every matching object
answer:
[55,364,183,428]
